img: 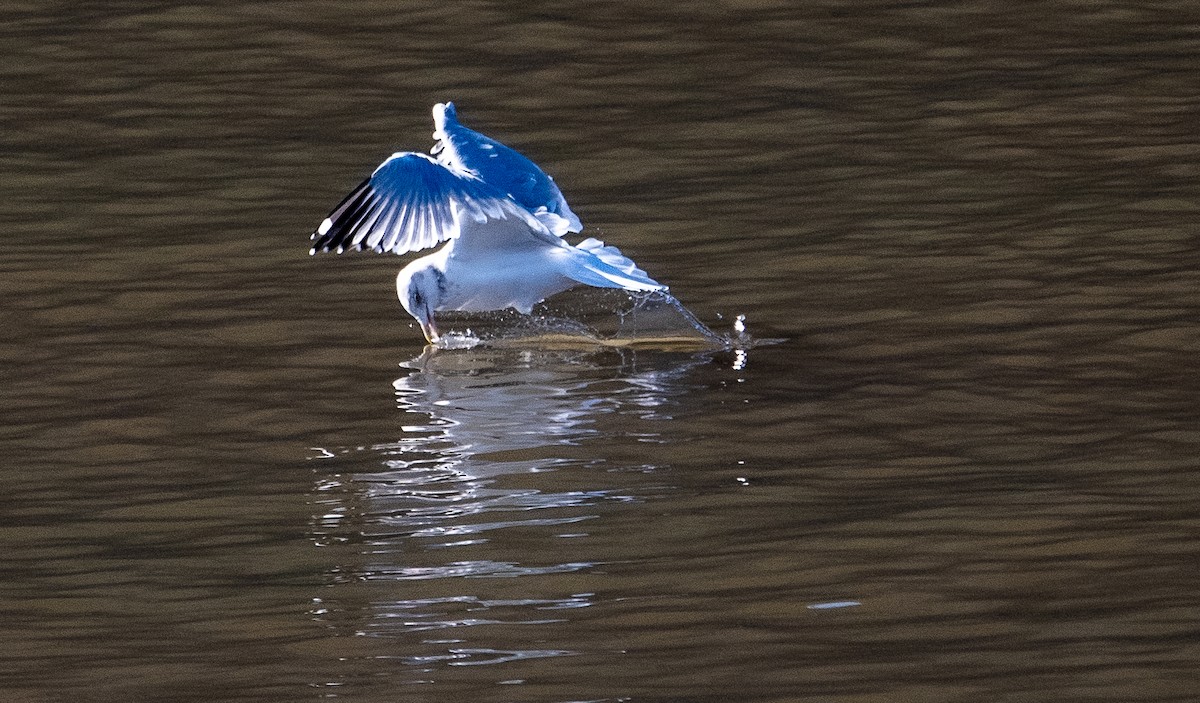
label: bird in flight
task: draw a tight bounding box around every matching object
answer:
[310,102,666,343]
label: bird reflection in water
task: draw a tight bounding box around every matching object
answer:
[308,345,714,679]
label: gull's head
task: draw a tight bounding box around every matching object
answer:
[397,262,445,344]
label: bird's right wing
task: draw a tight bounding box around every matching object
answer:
[310,152,546,255]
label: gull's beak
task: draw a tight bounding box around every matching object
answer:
[418,310,439,344]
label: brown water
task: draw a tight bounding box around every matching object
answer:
[4,2,1200,701]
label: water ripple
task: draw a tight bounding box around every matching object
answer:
[7,2,1199,701]
[309,347,708,685]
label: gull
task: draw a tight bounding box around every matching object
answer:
[310,102,666,343]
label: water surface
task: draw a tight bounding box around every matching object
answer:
[3,2,1199,701]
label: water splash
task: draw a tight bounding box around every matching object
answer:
[428,288,768,351]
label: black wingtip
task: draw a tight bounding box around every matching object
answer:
[309,176,374,254]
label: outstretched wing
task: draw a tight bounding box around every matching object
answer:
[310,152,545,255]
[432,102,583,236]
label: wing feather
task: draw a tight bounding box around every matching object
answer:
[377,201,401,252]
[310,152,546,255]
[432,102,583,236]
[346,194,380,250]
[360,198,389,251]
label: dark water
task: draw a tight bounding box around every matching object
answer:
[4,2,1200,701]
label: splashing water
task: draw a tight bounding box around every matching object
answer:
[428,289,759,351]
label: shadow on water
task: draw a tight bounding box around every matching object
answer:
[306,346,718,693]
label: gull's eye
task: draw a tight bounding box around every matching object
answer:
[413,290,423,306]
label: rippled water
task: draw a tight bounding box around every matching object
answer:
[4,2,1200,701]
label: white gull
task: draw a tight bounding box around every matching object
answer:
[310,102,666,343]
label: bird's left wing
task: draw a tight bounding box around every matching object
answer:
[310,152,545,255]
[432,102,583,236]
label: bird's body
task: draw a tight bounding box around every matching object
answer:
[401,216,577,314]
[311,102,663,343]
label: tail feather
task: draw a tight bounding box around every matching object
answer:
[565,238,666,292]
